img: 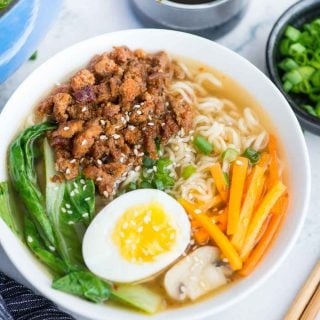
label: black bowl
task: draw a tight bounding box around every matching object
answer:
[266,0,320,135]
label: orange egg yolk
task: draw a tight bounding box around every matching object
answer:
[112,201,177,264]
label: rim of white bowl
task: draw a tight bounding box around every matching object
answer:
[0,29,311,320]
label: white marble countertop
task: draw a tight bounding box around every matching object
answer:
[1,0,320,319]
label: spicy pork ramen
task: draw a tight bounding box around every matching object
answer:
[1,46,288,313]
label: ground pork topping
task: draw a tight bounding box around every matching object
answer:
[37,46,194,198]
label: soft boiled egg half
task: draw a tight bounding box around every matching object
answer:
[82,189,191,283]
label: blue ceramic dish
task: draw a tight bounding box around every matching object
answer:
[0,0,61,84]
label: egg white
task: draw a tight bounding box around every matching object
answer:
[82,189,191,283]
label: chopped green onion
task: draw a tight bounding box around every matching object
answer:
[278,58,299,71]
[283,69,303,85]
[298,66,315,79]
[181,165,196,179]
[127,182,137,191]
[289,43,306,56]
[316,102,320,117]
[243,148,260,164]
[221,148,239,162]
[303,105,317,117]
[279,38,292,55]
[193,135,213,155]
[153,179,164,190]
[140,181,152,189]
[142,156,155,169]
[285,26,301,42]
[283,80,293,92]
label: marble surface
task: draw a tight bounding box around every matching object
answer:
[0,0,320,319]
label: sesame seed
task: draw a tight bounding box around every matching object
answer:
[68,221,75,225]
[80,179,85,185]
[135,166,141,172]
[27,236,33,243]
[67,210,73,214]
[120,157,125,163]
[66,168,71,175]
[113,134,120,140]
[133,104,141,109]
[165,102,169,107]
[161,123,166,127]
[83,185,87,191]
[69,159,76,164]
[236,160,243,165]
[152,225,160,232]
[103,191,108,198]
[120,232,125,238]
[49,245,56,252]
[148,122,154,126]
[65,204,71,209]
[133,149,139,156]
[82,212,89,218]
[152,166,157,172]
[100,135,107,140]
[126,114,130,121]
[61,208,66,213]
[100,120,106,125]
[222,258,229,263]
[137,226,143,233]
[82,107,87,112]
[70,191,75,197]
[136,110,142,115]
[63,126,69,131]
[97,159,103,166]
[144,215,151,223]
[194,209,202,214]
[85,197,91,201]
[81,139,88,146]
[96,177,102,182]
[128,125,135,131]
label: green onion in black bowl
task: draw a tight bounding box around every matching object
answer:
[266,0,320,135]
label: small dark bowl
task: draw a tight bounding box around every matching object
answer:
[266,0,320,135]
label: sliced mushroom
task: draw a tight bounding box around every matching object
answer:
[164,246,229,301]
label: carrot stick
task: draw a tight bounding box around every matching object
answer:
[227,157,249,235]
[239,212,284,276]
[213,208,228,232]
[200,195,222,212]
[258,153,271,169]
[268,135,279,187]
[240,181,286,260]
[272,193,289,216]
[210,163,228,203]
[254,175,267,208]
[180,199,242,270]
[231,164,266,250]
[193,228,210,245]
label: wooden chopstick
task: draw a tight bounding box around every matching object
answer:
[300,284,320,320]
[284,261,320,320]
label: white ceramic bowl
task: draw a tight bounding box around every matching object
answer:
[0,29,311,320]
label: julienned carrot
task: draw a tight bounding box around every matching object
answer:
[254,175,266,208]
[240,181,286,260]
[210,163,228,203]
[193,228,210,245]
[258,153,271,169]
[231,164,266,251]
[268,135,279,187]
[179,199,242,270]
[239,212,284,276]
[213,208,228,232]
[200,195,222,212]
[272,193,289,216]
[227,157,249,235]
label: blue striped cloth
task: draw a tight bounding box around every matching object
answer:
[0,272,74,320]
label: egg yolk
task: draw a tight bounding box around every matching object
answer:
[112,201,177,264]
